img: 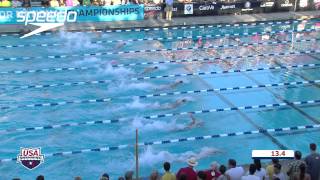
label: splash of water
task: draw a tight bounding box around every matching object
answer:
[125,97,160,110]
[139,146,222,167]
[129,117,185,132]
[98,64,134,77]
[57,31,103,51]
[0,116,8,122]
[107,81,156,94]
[73,57,102,66]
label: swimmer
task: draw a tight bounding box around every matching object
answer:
[92,29,102,38]
[170,80,183,89]
[153,41,164,49]
[197,37,204,48]
[140,66,158,75]
[162,98,188,109]
[115,42,127,49]
[172,113,204,132]
[234,37,241,42]
[171,53,176,59]
[185,113,204,130]
[156,80,184,91]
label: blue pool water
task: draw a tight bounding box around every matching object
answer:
[0,19,320,179]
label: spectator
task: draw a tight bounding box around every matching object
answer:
[162,162,176,180]
[21,0,30,7]
[49,0,59,6]
[82,0,89,5]
[226,159,244,180]
[101,0,111,5]
[91,0,99,5]
[71,0,79,5]
[65,0,73,6]
[118,177,125,180]
[74,177,82,180]
[205,161,221,180]
[287,151,305,180]
[217,165,230,180]
[241,164,259,180]
[111,0,121,5]
[293,164,311,180]
[198,171,207,180]
[125,171,134,180]
[41,0,50,6]
[121,0,128,4]
[58,0,65,6]
[12,178,21,180]
[253,159,266,180]
[164,0,173,21]
[273,164,286,180]
[65,0,79,6]
[12,0,22,7]
[266,158,279,180]
[150,170,159,180]
[176,157,198,180]
[36,175,45,180]
[305,143,320,180]
[100,173,109,180]
[0,0,12,7]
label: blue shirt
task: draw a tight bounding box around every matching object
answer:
[166,0,173,6]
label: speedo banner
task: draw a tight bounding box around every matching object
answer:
[0,5,144,24]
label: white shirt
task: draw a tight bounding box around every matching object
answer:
[255,168,266,180]
[273,172,286,180]
[246,168,266,180]
[226,167,245,180]
[241,175,260,180]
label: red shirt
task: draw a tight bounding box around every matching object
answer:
[205,170,221,180]
[176,167,197,180]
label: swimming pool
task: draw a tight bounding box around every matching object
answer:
[0,19,319,179]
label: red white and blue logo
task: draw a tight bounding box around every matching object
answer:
[17,148,45,170]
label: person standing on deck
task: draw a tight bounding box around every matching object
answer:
[176,157,198,180]
[305,143,320,180]
[165,0,173,21]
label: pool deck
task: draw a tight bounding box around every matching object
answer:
[0,10,319,34]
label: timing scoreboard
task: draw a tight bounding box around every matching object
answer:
[252,150,294,159]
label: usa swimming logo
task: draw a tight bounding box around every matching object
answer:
[17,148,45,170]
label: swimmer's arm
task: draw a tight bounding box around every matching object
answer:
[140,68,150,75]
[170,82,178,88]
[189,113,197,123]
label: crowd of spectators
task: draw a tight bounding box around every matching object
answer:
[10,143,320,180]
[0,0,240,8]
[0,0,140,8]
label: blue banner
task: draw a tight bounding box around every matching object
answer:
[0,5,144,24]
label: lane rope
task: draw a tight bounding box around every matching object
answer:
[0,23,317,49]
[1,38,319,75]
[138,80,320,98]
[0,98,319,134]
[5,62,320,91]
[0,29,316,62]
[0,123,319,163]
[0,19,312,37]
[0,98,111,110]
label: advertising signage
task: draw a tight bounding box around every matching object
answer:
[0,5,144,24]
